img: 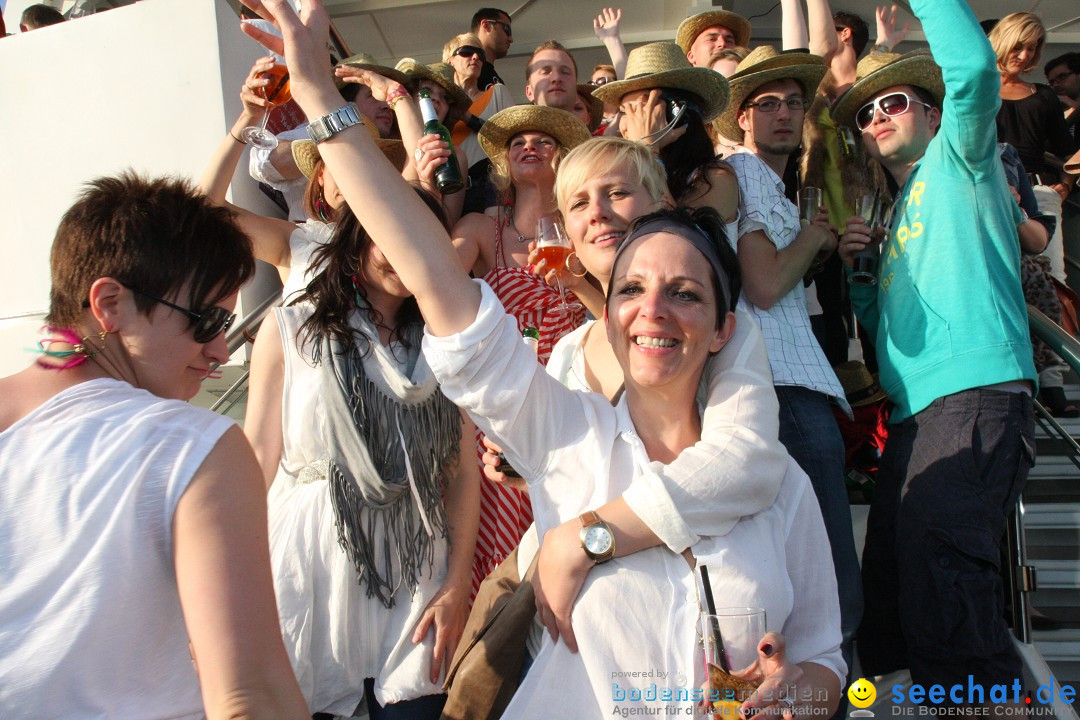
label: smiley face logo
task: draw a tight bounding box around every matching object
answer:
[848,678,876,709]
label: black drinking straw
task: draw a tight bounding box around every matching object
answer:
[699,565,730,673]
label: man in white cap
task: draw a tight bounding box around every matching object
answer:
[834,0,1036,697]
[675,9,751,68]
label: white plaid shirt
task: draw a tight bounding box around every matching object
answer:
[726,148,850,416]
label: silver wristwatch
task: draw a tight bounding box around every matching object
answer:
[307,102,364,144]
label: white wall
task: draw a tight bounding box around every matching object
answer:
[0,0,283,376]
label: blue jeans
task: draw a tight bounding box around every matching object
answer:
[857,389,1035,692]
[776,385,862,716]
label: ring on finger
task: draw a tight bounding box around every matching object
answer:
[414,147,425,162]
[777,695,795,712]
[566,251,588,278]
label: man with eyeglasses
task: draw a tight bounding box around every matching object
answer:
[834,0,1036,700]
[1045,52,1080,141]
[471,7,512,91]
[715,47,862,710]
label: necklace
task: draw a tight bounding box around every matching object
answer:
[505,204,534,244]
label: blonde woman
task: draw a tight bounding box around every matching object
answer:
[990,12,1076,282]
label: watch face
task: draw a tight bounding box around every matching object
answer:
[584,525,613,555]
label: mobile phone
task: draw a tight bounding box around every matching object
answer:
[661,93,699,128]
[495,453,523,479]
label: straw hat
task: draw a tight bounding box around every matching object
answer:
[477,105,592,162]
[832,50,945,130]
[1065,148,1080,175]
[339,52,408,85]
[292,116,407,177]
[395,58,472,118]
[834,361,887,407]
[713,46,828,141]
[676,10,752,53]
[577,83,605,132]
[591,42,730,122]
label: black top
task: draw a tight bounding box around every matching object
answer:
[477,61,504,92]
[996,83,1077,176]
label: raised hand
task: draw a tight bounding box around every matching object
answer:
[333,65,404,102]
[593,7,622,42]
[240,56,276,119]
[875,4,911,52]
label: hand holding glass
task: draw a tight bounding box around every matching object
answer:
[240,64,291,150]
[851,194,889,286]
[702,607,766,716]
[536,215,581,315]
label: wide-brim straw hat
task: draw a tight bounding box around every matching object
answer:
[292,116,407,177]
[478,105,592,163]
[832,49,945,129]
[339,52,408,85]
[713,46,828,141]
[577,84,605,132]
[834,361,887,407]
[395,58,472,117]
[676,10,752,53]
[592,42,730,122]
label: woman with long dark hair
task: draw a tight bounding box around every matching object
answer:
[244,196,479,718]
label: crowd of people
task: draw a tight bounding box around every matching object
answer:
[2,0,1079,717]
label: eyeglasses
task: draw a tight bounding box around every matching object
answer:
[127,286,235,344]
[854,91,932,131]
[1047,70,1075,87]
[491,20,512,36]
[453,45,484,59]
[745,97,808,113]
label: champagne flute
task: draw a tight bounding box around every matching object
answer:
[240,64,292,150]
[702,607,767,716]
[535,214,582,315]
[798,186,823,228]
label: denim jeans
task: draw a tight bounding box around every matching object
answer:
[857,389,1035,692]
[364,678,447,720]
[775,385,862,716]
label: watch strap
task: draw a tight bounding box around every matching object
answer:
[307,102,364,144]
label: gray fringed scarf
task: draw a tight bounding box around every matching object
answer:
[317,310,461,608]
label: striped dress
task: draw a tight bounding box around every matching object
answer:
[470,207,585,595]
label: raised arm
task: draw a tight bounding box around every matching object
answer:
[241,0,479,336]
[593,8,628,79]
[244,309,286,490]
[198,56,298,271]
[780,0,809,51]
[174,426,309,719]
[807,0,840,61]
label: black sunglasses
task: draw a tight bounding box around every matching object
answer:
[453,45,485,59]
[490,19,512,36]
[127,286,235,344]
[855,91,931,131]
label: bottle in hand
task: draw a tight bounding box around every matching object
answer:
[417,89,465,195]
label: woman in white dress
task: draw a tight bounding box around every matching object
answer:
[240,2,843,716]
[243,197,479,717]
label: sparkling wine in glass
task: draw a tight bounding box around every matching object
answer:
[535,215,582,315]
[240,64,292,150]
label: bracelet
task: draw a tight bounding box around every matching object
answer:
[386,85,411,111]
[229,131,245,145]
[465,114,485,133]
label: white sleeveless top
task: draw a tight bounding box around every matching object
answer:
[0,378,233,718]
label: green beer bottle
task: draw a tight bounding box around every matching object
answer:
[417,88,465,195]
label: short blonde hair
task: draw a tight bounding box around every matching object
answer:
[555,138,670,216]
[442,32,483,64]
[489,132,571,195]
[988,12,1046,74]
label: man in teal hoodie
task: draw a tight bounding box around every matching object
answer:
[834,0,1037,695]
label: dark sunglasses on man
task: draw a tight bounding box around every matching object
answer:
[855,91,932,132]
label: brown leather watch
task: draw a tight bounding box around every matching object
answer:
[578,510,616,564]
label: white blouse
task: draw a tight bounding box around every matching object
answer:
[423,281,845,717]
